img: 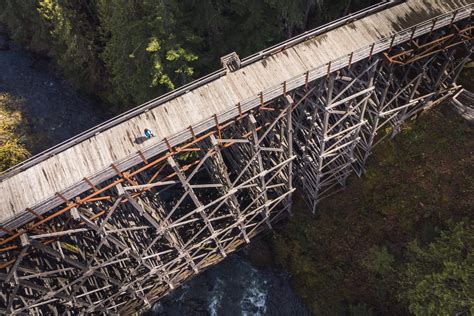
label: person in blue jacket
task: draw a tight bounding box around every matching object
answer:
[144,128,154,139]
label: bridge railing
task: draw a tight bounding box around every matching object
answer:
[240,0,402,66]
[1,2,472,233]
[0,0,401,181]
[187,3,473,138]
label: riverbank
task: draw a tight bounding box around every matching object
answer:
[0,43,111,155]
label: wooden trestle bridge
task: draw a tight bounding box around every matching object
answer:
[0,0,472,313]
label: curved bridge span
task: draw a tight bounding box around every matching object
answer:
[0,0,472,313]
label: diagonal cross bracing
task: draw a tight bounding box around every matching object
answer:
[0,4,472,314]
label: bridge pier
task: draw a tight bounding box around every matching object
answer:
[292,58,379,212]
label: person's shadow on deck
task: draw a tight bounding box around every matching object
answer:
[134,136,147,145]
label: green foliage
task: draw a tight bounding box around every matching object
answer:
[0,0,107,95]
[38,0,106,95]
[176,150,199,162]
[362,246,395,275]
[271,106,474,314]
[0,1,51,54]
[399,221,474,316]
[2,1,471,314]
[0,94,30,172]
[97,0,198,107]
[1,0,378,110]
[1,0,199,109]
[174,0,283,72]
[348,302,375,316]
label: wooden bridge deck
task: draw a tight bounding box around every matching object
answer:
[0,0,472,231]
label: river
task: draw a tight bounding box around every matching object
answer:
[0,42,310,315]
[149,251,310,316]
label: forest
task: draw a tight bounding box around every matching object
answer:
[271,104,473,315]
[0,0,472,315]
[1,0,377,110]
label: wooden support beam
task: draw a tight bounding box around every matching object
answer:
[0,16,472,314]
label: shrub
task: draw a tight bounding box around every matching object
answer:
[0,94,30,172]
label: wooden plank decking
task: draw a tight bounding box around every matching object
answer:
[0,0,472,231]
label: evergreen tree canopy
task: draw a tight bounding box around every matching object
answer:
[400,221,474,316]
[0,0,377,110]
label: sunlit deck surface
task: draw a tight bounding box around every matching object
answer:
[0,0,472,231]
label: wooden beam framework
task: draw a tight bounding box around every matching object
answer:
[0,16,471,315]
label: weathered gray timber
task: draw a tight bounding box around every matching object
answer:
[0,0,472,314]
[452,88,474,122]
[1,0,472,229]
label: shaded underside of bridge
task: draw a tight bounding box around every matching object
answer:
[0,0,473,314]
